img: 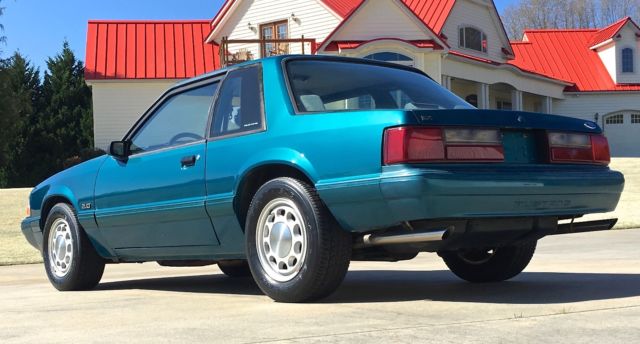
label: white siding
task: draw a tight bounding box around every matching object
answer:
[554,92,640,157]
[329,0,437,41]
[614,25,640,84]
[89,80,177,151]
[597,42,617,83]
[214,0,341,57]
[442,0,510,63]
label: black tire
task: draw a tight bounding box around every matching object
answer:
[42,203,105,291]
[440,241,537,283]
[217,260,251,277]
[245,177,352,303]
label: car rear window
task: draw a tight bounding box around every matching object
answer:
[285,59,473,113]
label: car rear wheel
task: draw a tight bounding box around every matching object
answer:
[245,177,351,303]
[440,241,537,283]
[43,203,105,291]
[217,260,251,277]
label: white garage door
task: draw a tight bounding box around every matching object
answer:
[602,112,640,157]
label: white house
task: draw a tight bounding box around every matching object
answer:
[85,0,640,156]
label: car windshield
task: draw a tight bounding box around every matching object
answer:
[286,59,474,113]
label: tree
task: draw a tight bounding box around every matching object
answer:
[0,61,19,187]
[4,52,42,186]
[31,41,93,183]
[600,0,638,25]
[502,0,640,39]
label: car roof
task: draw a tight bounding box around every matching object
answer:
[170,55,424,91]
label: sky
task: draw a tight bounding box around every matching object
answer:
[0,0,515,72]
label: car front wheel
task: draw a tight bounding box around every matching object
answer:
[245,177,351,303]
[440,241,537,283]
[43,203,105,291]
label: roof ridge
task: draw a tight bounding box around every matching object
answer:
[88,19,211,24]
[524,28,598,33]
[596,16,631,32]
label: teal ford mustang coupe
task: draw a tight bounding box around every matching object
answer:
[22,55,624,302]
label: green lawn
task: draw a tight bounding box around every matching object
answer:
[0,188,41,265]
[0,159,638,265]
[581,158,640,229]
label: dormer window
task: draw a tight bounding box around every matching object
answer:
[622,48,634,73]
[459,27,487,53]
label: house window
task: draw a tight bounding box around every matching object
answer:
[605,114,624,124]
[363,52,414,67]
[631,114,640,124]
[622,48,634,73]
[260,20,288,57]
[459,27,487,53]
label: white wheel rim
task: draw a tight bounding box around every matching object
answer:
[256,198,307,282]
[48,218,74,278]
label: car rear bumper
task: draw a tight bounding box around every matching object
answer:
[21,217,43,252]
[318,165,624,232]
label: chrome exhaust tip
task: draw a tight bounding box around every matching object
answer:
[358,228,450,248]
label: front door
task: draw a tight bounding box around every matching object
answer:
[94,82,220,251]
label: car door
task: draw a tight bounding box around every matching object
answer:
[204,65,266,252]
[94,80,220,253]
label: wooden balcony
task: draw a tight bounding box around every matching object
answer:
[220,36,318,67]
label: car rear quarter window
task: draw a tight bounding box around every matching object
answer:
[130,82,219,154]
[285,59,473,113]
[210,65,264,138]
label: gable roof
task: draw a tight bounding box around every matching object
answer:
[86,20,220,80]
[317,0,516,57]
[207,0,457,44]
[589,16,639,48]
[319,0,456,33]
[317,0,451,52]
[510,27,640,92]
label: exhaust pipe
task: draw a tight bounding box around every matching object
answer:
[358,228,449,248]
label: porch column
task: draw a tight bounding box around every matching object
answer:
[542,96,553,114]
[477,83,490,109]
[441,75,452,90]
[511,90,523,111]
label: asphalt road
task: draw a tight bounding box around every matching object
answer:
[2,229,640,343]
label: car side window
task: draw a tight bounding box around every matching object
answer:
[211,66,264,137]
[130,82,219,154]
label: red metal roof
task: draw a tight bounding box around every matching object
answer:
[449,50,572,84]
[85,20,220,80]
[510,28,640,92]
[321,0,360,17]
[402,0,456,34]
[319,0,455,33]
[589,17,637,48]
[324,38,443,51]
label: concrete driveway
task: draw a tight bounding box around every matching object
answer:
[2,229,640,343]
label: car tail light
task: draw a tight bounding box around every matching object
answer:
[547,132,610,165]
[383,127,504,165]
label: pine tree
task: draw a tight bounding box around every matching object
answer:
[34,41,93,182]
[0,60,19,187]
[4,52,42,186]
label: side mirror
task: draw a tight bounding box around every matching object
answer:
[109,140,131,160]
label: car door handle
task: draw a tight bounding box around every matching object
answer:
[181,155,197,168]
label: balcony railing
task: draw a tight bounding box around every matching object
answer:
[220,36,318,67]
